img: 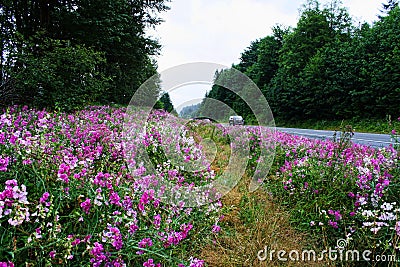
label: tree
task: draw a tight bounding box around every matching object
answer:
[159,92,174,113]
[366,6,400,117]
[54,0,169,104]
[0,0,170,110]
[235,40,262,73]
[179,103,201,118]
[379,0,399,17]
[270,0,334,119]
[9,38,109,111]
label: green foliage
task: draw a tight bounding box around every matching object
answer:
[202,0,399,125]
[0,0,170,110]
[366,6,400,117]
[11,38,109,112]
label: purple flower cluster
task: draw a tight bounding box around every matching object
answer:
[143,258,161,267]
[102,225,123,250]
[0,106,223,265]
[0,156,9,172]
[264,128,399,251]
[80,198,91,214]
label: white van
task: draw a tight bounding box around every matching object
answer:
[229,116,244,126]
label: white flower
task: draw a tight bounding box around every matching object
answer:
[381,202,394,211]
[378,212,396,221]
[363,222,374,227]
[358,197,367,205]
[362,210,374,218]
[370,227,381,234]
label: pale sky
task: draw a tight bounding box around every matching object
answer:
[148,0,384,112]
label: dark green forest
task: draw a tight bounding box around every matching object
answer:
[0,0,170,111]
[198,0,400,124]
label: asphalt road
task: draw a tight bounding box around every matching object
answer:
[276,127,397,148]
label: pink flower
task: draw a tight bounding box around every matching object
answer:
[143,259,155,267]
[303,182,308,189]
[212,224,221,233]
[80,198,91,214]
[328,220,338,229]
[71,238,81,246]
[40,192,50,203]
[139,238,153,248]
[0,156,10,172]
[109,191,121,206]
[189,258,204,267]
[395,221,400,236]
[49,250,56,258]
[153,214,161,229]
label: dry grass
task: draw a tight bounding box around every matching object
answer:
[200,175,324,267]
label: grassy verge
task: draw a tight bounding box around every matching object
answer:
[188,123,321,266]
[200,173,322,266]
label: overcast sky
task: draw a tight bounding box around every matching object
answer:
[148,0,384,112]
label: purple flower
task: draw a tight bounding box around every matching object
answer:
[0,156,10,172]
[395,221,400,237]
[80,198,91,214]
[334,211,342,221]
[153,214,161,229]
[90,242,107,266]
[102,225,123,250]
[129,224,139,234]
[143,259,155,267]
[71,238,81,246]
[139,238,153,248]
[49,250,56,258]
[5,179,17,187]
[328,220,338,229]
[212,224,221,233]
[189,258,204,267]
[40,192,50,203]
[109,191,121,206]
